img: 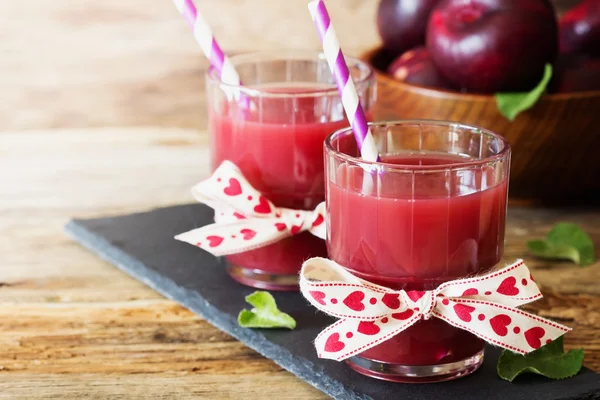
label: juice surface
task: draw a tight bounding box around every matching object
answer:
[210,85,350,210]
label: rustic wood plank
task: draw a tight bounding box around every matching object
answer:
[0,300,264,375]
[0,373,327,400]
[0,128,323,398]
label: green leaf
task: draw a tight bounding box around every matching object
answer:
[527,222,596,267]
[237,291,296,329]
[497,337,584,382]
[495,64,553,121]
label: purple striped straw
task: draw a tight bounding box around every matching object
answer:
[173,0,241,86]
[308,0,379,162]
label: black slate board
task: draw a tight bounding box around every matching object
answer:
[65,204,600,400]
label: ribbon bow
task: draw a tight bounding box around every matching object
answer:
[175,161,326,256]
[300,258,571,361]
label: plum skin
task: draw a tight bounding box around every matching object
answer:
[426,0,558,93]
[559,0,600,57]
[377,0,441,56]
[387,46,454,89]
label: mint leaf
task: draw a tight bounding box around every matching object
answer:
[237,291,296,329]
[495,64,553,121]
[497,337,584,382]
[527,222,596,267]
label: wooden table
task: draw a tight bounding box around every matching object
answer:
[2,127,599,398]
[1,0,598,398]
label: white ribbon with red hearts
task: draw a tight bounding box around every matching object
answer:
[175,161,326,256]
[300,257,571,361]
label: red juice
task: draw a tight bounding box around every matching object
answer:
[210,88,366,287]
[327,153,508,367]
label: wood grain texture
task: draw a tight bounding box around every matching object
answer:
[363,48,600,206]
[0,128,324,399]
[0,0,378,132]
[1,129,599,399]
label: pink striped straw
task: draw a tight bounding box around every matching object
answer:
[308,0,379,162]
[173,0,241,86]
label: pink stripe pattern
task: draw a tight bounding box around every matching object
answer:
[173,0,240,86]
[308,0,379,162]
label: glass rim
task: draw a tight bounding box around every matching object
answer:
[205,49,375,99]
[324,120,511,172]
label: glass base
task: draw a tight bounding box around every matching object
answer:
[226,264,299,291]
[346,349,484,383]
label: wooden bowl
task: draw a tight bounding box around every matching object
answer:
[363,47,600,206]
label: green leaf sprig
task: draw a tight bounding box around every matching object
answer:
[527,222,596,267]
[495,63,553,121]
[238,291,296,329]
[497,337,584,382]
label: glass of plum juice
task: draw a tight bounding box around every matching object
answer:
[206,51,376,291]
[324,120,511,382]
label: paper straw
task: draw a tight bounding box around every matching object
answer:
[173,0,241,86]
[308,0,379,162]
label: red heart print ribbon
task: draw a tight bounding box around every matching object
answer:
[175,161,326,256]
[300,257,571,361]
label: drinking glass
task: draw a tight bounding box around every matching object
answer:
[324,120,511,382]
[206,51,376,290]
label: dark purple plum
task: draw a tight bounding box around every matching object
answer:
[560,0,600,57]
[377,0,440,56]
[427,0,558,93]
[387,46,454,89]
[549,54,600,93]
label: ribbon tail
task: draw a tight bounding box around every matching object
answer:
[436,260,541,307]
[174,219,288,256]
[435,299,572,355]
[314,314,421,361]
